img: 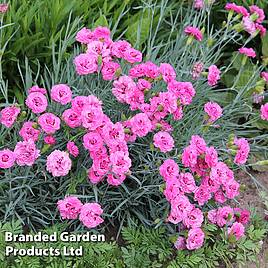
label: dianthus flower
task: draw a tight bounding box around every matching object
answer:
[19,121,40,142]
[208,65,221,86]
[14,140,40,166]
[153,131,174,153]
[38,113,61,134]
[0,106,21,128]
[25,92,48,114]
[79,203,104,228]
[57,196,83,219]
[46,150,72,177]
[261,103,268,121]
[228,222,245,240]
[76,27,93,44]
[186,228,205,250]
[234,137,250,165]
[238,47,256,58]
[51,84,72,105]
[67,141,79,157]
[184,26,203,41]
[204,101,223,122]
[0,149,15,169]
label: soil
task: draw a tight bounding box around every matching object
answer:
[236,171,268,268]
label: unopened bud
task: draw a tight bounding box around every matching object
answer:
[32,122,39,129]
[97,55,102,65]
[124,128,131,134]
[115,68,122,77]
[41,144,51,154]
[157,105,164,112]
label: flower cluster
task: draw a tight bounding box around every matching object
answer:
[74,26,199,154]
[208,206,249,240]
[57,196,104,228]
[159,135,250,250]
[225,3,266,37]
[0,85,131,187]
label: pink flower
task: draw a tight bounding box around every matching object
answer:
[159,63,176,83]
[249,5,265,24]
[0,149,15,169]
[62,108,81,128]
[234,208,250,225]
[207,209,217,224]
[38,113,61,134]
[184,26,203,41]
[81,106,103,130]
[86,41,110,57]
[76,27,93,44]
[186,228,205,250]
[181,146,198,168]
[167,81,196,105]
[192,62,204,80]
[51,84,72,105]
[204,102,222,122]
[224,179,240,199]
[92,157,110,176]
[238,47,256,58]
[0,106,20,128]
[153,131,174,153]
[110,151,131,174]
[28,85,46,95]
[123,48,142,63]
[71,96,91,113]
[214,190,227,204]
[179,172,196,193]
[79,203,104,228]
[261,72,268,83]
[183,207,204,228]
[194,0,204,9]
[205,146,218,167]
[194,185,211,206]
[74,53,98,75]
[225,3,249,17]
[88,167,104,184]
[217,206,234,227]
[261,103,268,121]
[0,3,8,13]
[25,92,48,114]
[92,26,111,42]
[159,159,179,181]
[137,79,151,91]
[14,140,40,166]
[143,61,159,79]
[44,135,56,145]
[101,61,120,80]
[83,132,103,152]
[130,113,152,137]
[174,236,186,250]
[255,23,266,37]
[102,122,125,147]
[210,162,234,186]
[67,141,79,157]
[168,195,192,223]
[111,40,131,58]
[19,121,40,142]
[112,75,136,103]
[242,16,256,35]
[57,196,83,220]
[208,65,221,86]
[46,150,72,177]
[228,222,245,240]
[190,135,207,154]
[234,137,250,165]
